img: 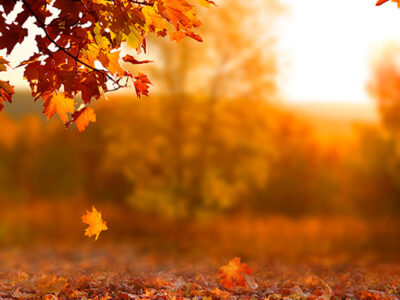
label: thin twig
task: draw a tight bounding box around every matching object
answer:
[19,0,123,89]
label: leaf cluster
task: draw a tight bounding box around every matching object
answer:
[0,0,212,130]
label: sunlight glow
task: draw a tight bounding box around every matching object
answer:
[278,0,400,103]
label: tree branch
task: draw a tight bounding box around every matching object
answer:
[19,0,123,90]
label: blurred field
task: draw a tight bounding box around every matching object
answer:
[0,92,399,265]
[1,199,400,264]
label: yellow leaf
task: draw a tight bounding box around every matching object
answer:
[81,43,100,66]
[82,205,108,240]
[142,5,167,33]
[126,27,142,49]
[94,23,110,49]
[92,0,110,4]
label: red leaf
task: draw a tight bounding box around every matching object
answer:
[122,54,152,65]
[134,73,151,98]
[376,0,389,5]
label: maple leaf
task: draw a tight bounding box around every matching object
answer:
[217,257,253,290]
[81,206,108,240]
[67,106,96,133]
[42,91,75,124]
[134,73,151,97]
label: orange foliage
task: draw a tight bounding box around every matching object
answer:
[0,0,212,130]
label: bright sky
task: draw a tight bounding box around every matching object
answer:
[278,0,400,103]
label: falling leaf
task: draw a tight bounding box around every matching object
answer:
[82,205,108,240]
[217,257,253,290]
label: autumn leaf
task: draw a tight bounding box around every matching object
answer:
[217,257,253,290]
[169,31,187,42]
[134,73,151,97]
[122,54,153,65]
[82,206,108,240]
[0,57,14,111]
[0,80,14,111]
[67,106,97,133]
[42,92,75,124]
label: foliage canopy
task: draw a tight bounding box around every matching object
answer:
[0,0,212,131]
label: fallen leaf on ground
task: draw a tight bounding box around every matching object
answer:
[217,257,253,290]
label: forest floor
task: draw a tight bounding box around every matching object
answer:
[0,201,399,299]
[0,245,399,299]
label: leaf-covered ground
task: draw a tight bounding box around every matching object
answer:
[0,246,399,300]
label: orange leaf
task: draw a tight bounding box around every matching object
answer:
[0,57,14,111]
[217,257,253,290]
[0,80,14,111]
[81,205,108,240]
[68,106,96,132]
[42,91,75,124]
[107,51,124,76]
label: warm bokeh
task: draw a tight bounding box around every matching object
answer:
[1,0,399,262]
[1,0,400,298]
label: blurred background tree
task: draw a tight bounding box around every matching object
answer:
[100,0,285,218]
